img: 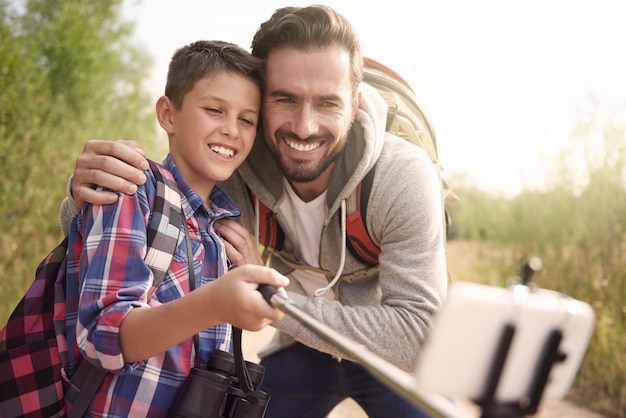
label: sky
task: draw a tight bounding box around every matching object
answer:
[123,0,626,196]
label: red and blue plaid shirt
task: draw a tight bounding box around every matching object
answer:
[65,155,240,416]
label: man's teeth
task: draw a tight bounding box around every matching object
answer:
[287,140,320,152]
[210,145,234,157]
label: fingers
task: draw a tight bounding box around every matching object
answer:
[83,139,149,170]
[116,140,148,158]
[72,140,149,206]
[74,186,120,206]
[247,264,290,289]
[219,265,289,327]
[216,219,263,266]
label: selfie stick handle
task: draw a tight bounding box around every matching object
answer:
[257,285,467,418]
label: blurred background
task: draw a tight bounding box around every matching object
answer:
[1,1,624,416]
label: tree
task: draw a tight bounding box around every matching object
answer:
[0,0,155,324]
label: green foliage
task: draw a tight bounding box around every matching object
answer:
[0,0,157,325]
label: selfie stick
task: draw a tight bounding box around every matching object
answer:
[257,285,468,418]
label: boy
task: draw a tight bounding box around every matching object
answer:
[64,40,288,416]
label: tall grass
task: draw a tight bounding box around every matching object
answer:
[447,120,626,416]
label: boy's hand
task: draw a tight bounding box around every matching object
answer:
[210,265,289,330]
[72,139,149,207]
[216,219,264,266]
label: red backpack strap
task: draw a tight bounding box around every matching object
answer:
[247,182,379,266]
[248,189,284,251]
[345,168,381,266]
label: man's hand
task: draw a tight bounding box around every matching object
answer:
[72,140,149,207]
[216,218,264,266]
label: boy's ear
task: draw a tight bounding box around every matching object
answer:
[156,96,175,134]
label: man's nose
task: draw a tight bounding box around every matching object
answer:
[291,104,319,139]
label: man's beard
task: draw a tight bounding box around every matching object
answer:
[272,129,346,183]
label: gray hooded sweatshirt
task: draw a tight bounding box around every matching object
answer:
[59,83,447,373]
[219,83,447,372]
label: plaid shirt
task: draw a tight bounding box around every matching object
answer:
[65,155,239,417]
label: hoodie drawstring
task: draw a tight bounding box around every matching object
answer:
[254,198,260,247]
[314,200,346,297]
[252,197,348,297]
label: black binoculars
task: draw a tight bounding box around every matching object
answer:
[169,350,270,418]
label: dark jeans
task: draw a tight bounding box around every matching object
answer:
[259,343,431,418]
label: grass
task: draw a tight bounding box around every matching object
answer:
[446,239,625,417]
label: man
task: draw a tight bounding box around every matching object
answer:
[60,5,447,417]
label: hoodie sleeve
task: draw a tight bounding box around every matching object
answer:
[59,175,83,236]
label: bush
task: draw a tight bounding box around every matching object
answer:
[0,0,157,325]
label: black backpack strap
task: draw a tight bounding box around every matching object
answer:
[69,159,183,417]
[67,363,107,418]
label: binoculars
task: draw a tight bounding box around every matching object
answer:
[169,350,270,418]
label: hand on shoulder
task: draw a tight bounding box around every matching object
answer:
[72,139,149,206]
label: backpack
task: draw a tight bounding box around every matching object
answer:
[253,57,457,267]
[0,160,183,418]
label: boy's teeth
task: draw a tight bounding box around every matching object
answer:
[210,145,234,157]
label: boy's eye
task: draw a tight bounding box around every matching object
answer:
[240,117,257,127]
[205,107,222,115]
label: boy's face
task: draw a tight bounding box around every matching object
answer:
[261,46,359,191]
[163,72,261,200]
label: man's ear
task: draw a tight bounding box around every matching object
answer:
[156,96,175,134]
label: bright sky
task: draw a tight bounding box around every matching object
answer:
[124,0,626,196]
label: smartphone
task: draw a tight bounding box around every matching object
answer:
[413,282,595,403]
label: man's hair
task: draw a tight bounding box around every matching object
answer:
[165,40,265,110]
[251,5,363,96]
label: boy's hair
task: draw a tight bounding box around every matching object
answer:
[251,5,363,96]
[165,40,265,110]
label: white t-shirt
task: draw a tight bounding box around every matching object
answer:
[282,178,335,300]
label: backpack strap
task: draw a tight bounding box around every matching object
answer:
[249,170,382,268]
[146,160,184,290]
[69,160,183,417]
[249,189,284,252]
[67,364,107,418]
[345,167,380,266]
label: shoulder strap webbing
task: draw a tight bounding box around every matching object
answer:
[249,190,284,252]
[146,159,183,289]
[249,174,381,267]
[345,168,380,266]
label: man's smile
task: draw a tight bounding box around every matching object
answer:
[285,139,322,152]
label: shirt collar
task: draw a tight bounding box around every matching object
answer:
[165,154,241,221]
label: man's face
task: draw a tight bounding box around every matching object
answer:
[262,46,359,186]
